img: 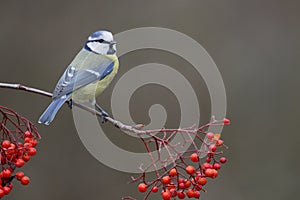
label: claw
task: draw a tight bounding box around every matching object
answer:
[95,103,110,123]
[68,99,73,109]
[100,111,109,123]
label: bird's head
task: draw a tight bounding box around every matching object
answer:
[84,30,116,55]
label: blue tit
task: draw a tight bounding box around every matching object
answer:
[38,30,119,125]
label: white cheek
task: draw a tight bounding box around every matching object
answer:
[87,42,109,54]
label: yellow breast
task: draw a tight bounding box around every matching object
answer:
[73,54,119,102]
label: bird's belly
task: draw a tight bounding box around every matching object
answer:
[72,72,116,102]
[72,56,119,102]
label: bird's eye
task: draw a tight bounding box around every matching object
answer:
[97,39,104,43]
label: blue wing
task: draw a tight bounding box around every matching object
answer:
[52,53,115,99]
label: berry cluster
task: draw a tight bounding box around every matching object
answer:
[0,132,39,197]
[124,118,230,200]
[138,140,227,199]
[0,106,40,198]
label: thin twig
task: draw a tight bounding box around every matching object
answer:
[0,82,150,132]
[0,82,201,135]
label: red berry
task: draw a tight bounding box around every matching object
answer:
[21,176,30,185]
[24,137,31,143]
[23,154,31,162]
[185,166,195,175]
[138,183,147,193]
[179,183,185,189]
[212,169,218,178]
[206,132,214,140]
[216,139,224,146]
[202,163,212,169]
[30,139,38,147]
[197,177,207,185]
[178,178,185,183]
[205,169,218,178]
[161,190,171,200]
[194,191,201,198]
[178,191,186,199]
[2,140,11,148]
[204,169,214,177]
[213,163,221,170]
[186,189,194,198]
[9,143,16,149]
[24,142,33,148]
[17,150,23,156]
[151,186,158,193]
[184,180,191,188]
[206,157,212,163]
[28,147,37,156]
[3,186,10,195]
[169,168,177,177]
[223,118,230,125]
[190,153,199,162]
[16,171,25,180]
[15,158,25,168]
[220,157,227,163]
[24,131,33,138]
[2,169,11,178]
[161,176,171,184]
[209,144,217,152]
[0,189,4,198]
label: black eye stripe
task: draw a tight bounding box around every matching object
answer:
[88,39,111,44]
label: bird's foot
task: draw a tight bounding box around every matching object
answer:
[95,103,110,123]
[68,99,73,109]
[100,110,110,123]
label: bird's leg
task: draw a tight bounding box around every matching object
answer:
[94,102,110,123]
[68,99,73,109]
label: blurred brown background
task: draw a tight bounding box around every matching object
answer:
[0,0,299,199]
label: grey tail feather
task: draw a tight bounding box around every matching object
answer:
[38,94,70,125]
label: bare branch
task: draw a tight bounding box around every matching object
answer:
[0,82,216,135]
[0,82,147,132]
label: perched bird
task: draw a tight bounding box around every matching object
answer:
[38,30,119,125]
